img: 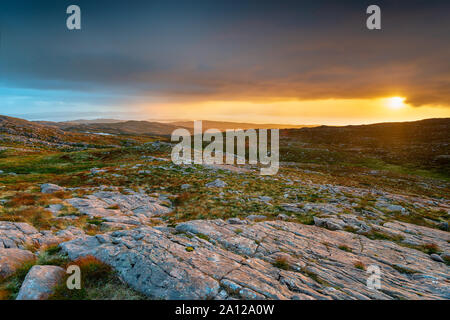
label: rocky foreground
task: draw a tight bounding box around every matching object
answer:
[0,142,449,300]
[2,216,449,299]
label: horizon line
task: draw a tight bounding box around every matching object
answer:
[2,113,449,128]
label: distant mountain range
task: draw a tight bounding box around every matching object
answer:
[51,120,185,136]
[166,120,314,131]
[1,115,448,169]
[32,119,314,136]
[36,118,313,132]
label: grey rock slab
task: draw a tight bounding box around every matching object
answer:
[0,221,84,250]
[59,219,450,300]
[66,190,172,228]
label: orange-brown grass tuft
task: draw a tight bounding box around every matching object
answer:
[1,207,54,230]
[51,190,71,200]
[69,256,112,282]
[353,261,366,270]
[422,243,440,254]
[7,193,36,207]
[0,289,10,300]
[174,192,191,206]
[272,256,290,270]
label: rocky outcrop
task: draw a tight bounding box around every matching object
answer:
[0,248,36,279]
[60,219,450,300]
[0,221,84,249]
[16,265,65,300]
[66,190,172,228]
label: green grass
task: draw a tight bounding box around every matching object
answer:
[420,243,440,255]
[86,217,105,226]
[355,158,449,181]
[301,267,330,287]
[391,264,419,275]
[37,246,70,267]
[272,257,290,270]
[338,244,352,252]
[363,230,405,242]
[196,233,210,241]
[49,256,146,300]
[0,261,35,300]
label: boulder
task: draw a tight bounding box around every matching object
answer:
[313,217,343,231]
[40,184,64,194]
[0,248,36,278]
[206,179,227,188]
[16,265,65,300]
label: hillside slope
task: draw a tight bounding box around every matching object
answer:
[58,120,185,136]
[280,118,450,174]
[0,115,123,149]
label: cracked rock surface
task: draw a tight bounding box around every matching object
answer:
[66,190,172,228]
[60,219,450,300]
[0,221,84,249]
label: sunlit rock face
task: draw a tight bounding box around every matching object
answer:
[60,219,450,300]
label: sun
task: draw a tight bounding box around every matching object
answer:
[386,97,406,110]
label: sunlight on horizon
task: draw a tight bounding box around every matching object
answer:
[385,97,406,110]
[138,97,450,126]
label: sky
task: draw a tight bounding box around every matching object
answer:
[0,0,449,125]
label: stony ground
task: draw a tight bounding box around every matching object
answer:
[0,141,449,300]
[60,218,449,299]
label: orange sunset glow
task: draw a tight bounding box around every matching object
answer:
[135,97,450,125]
[0,1,449,305]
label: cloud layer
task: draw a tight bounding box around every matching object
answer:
[0,0,449,114]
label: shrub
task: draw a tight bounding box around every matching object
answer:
[174,192,191,206]
[7,193,36,207]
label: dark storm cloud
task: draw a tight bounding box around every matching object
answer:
[1,0,449,107]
